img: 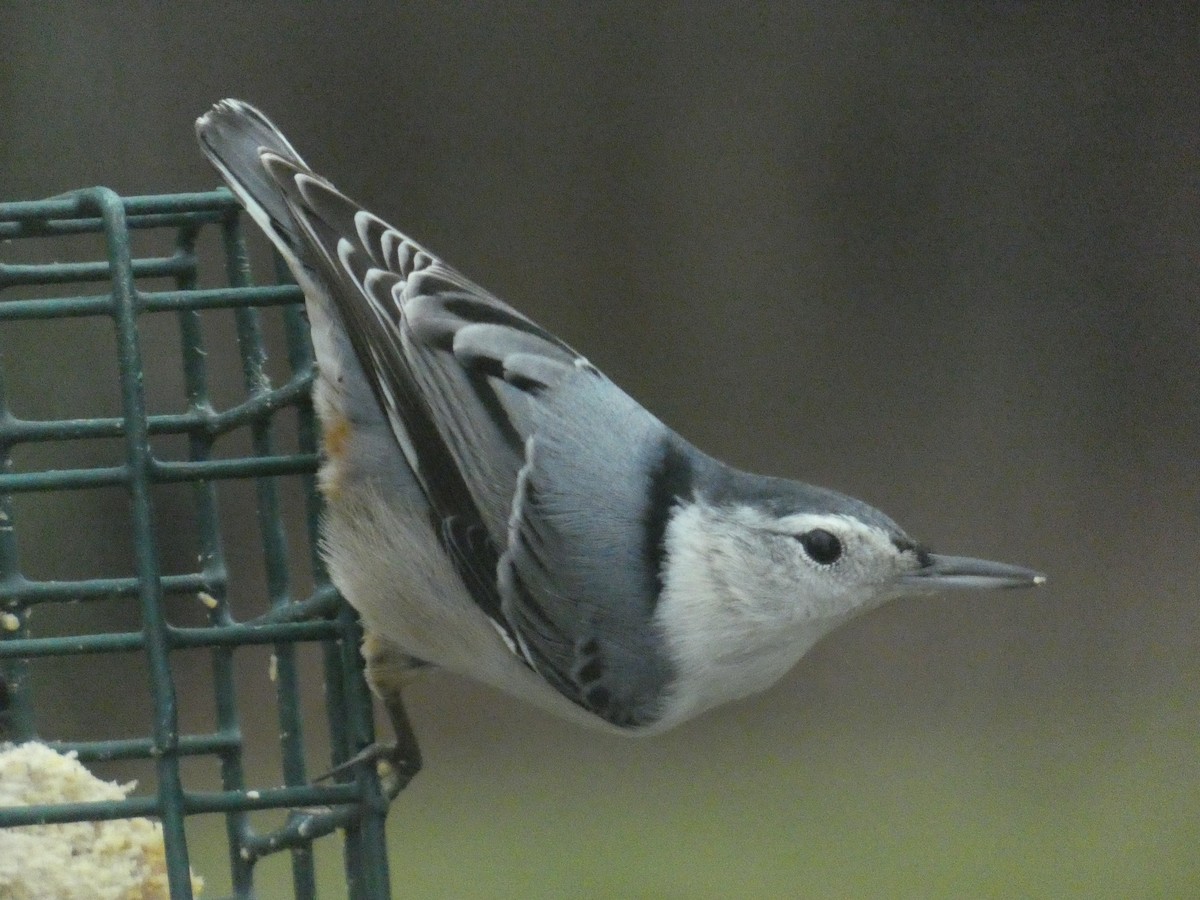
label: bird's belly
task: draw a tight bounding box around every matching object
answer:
[320,477,634,733]
[320,478,495,672]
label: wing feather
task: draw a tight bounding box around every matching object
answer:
[256,147,677,726]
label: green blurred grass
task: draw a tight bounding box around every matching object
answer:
[187,685,1198,899]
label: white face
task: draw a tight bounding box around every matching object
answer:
[692,504,925,627]
[653,501,926,726]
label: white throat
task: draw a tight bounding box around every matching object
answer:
[651,502,853,729]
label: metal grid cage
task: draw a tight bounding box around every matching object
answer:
[0,188,392,899]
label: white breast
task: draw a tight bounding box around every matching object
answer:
[652,503,842,729]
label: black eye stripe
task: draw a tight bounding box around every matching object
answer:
[795,529,843,565]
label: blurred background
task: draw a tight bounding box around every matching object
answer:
[1,2,1196,897]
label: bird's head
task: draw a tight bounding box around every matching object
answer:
[655,470,1045,722]
[685,503,1042,619]
[680,468,1044,622]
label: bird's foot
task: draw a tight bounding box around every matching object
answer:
[315,740,421,801]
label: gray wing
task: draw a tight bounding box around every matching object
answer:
[260,158,679,727]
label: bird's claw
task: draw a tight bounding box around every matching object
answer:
[315,741,420,801]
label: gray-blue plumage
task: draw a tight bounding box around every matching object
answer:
[201,107,689,725]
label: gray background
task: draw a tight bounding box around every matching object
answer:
[2,3,1196,897]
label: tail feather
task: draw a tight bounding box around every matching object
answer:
[195,99,312,265]
[196,99,392,435]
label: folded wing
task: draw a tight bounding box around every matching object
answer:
[258,157,676,726]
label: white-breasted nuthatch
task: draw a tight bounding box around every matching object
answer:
[196,99,1045,787]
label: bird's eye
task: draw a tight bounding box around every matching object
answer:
[796,529,842,565]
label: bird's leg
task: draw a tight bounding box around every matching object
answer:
[362,632,425,799]
[317,632,427,801]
